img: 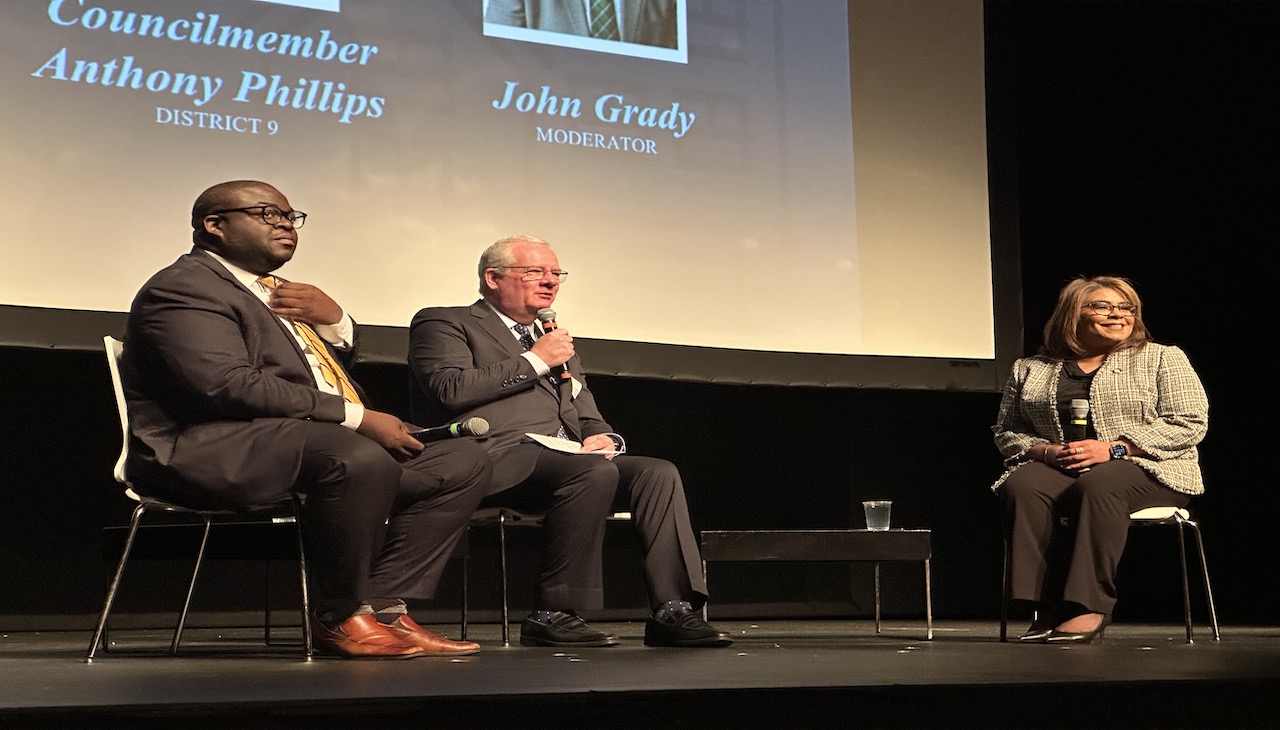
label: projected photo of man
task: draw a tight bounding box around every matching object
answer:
[484,0,682,61]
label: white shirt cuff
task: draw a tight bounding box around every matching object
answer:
[521,351,551,375]
[316,312,355,349]
[342,402,364,429]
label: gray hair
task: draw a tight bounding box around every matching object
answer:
[478,234,551,297]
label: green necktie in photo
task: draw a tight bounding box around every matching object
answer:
[589,0,620,40]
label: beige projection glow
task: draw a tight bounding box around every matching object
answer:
[1,1,990,360]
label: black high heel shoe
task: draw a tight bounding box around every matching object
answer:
[1017,627,1055,643]
[1045,614,1112,644]
[1017,617,1058,643]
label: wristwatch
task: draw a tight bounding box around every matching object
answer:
[1110,442,1129,460]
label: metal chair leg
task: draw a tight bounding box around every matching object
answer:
[171,517,213,655]
[999,538,1010,642]
[1186,518,1221,641]
[924,557,933,640]
[701,559,709,621]
[873,562,882,635]
[265,509,311,657]
[499,512,511,647]
[291,495,313,660]
[1175,516,1195,643]
[263,557,273,646]
[460,525,471,641]
[87,503,147,662]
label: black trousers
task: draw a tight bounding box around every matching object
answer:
[294,425,490,617]
[999,460,1189,615]
[483,446,707,612]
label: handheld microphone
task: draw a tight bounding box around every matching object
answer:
[536,308,571,382]
[1069,399,1090,442]
[409,417,489,443]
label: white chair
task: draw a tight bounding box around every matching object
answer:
[1000,505,1221,643]
[87,336,313,661]
[1127,506,1221,642]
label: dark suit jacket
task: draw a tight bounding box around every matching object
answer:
[408,301,612,492]
[486,0,678,49]
[122,247,354,508]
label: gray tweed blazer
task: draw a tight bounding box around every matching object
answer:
[990,343,1209,495]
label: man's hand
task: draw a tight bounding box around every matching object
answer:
[267,281,344,326]
[529,327,574,367]
[356,409,424,461]
[581,433,619,460]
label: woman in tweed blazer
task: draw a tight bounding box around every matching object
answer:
[992,276,1208,644]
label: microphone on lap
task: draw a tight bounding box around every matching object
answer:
[536,308,572,382]
[1069,399,1090,442]
[409,417,489,443]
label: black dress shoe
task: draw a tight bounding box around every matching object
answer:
[1045,614,1112,645]
[519,611,619,647]
[644,609,733,648]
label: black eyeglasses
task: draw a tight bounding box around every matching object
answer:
[496,266,569,282]
[211,205,307,228]
[1082,300,1137,316]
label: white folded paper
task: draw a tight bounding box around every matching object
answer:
[525,433,618,456]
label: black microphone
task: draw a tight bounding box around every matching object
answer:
[1069,399,1089,442]
[536,308,571,382]
[409,417,489,443]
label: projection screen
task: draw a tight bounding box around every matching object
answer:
[0,0,1016,390]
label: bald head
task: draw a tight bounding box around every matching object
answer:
[190,180,299,274]
[191,180,281,231]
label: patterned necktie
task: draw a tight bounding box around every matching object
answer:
[514,323,571,439]
[589,0,620,40]
[515,324,564,387]
[259,276,362,404]
[513,323,537,352]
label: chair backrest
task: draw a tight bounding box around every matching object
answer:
[103,336,138,497]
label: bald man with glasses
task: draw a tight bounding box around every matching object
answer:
[121,180,490,658]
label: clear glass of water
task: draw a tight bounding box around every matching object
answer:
[862,500,892,531]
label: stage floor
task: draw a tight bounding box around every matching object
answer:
[3,620,1279,727]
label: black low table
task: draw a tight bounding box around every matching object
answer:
[700,529,933,639]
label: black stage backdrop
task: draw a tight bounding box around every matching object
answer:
[2,0,1275,629]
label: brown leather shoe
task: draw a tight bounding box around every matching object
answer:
[383,615,481,656]
[315,613,424,658]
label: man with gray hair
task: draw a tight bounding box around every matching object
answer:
[408,234,730,648]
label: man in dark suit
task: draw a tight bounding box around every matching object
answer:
[486,0,678,49]
[408,234,729,648]
[122,180,490,658]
